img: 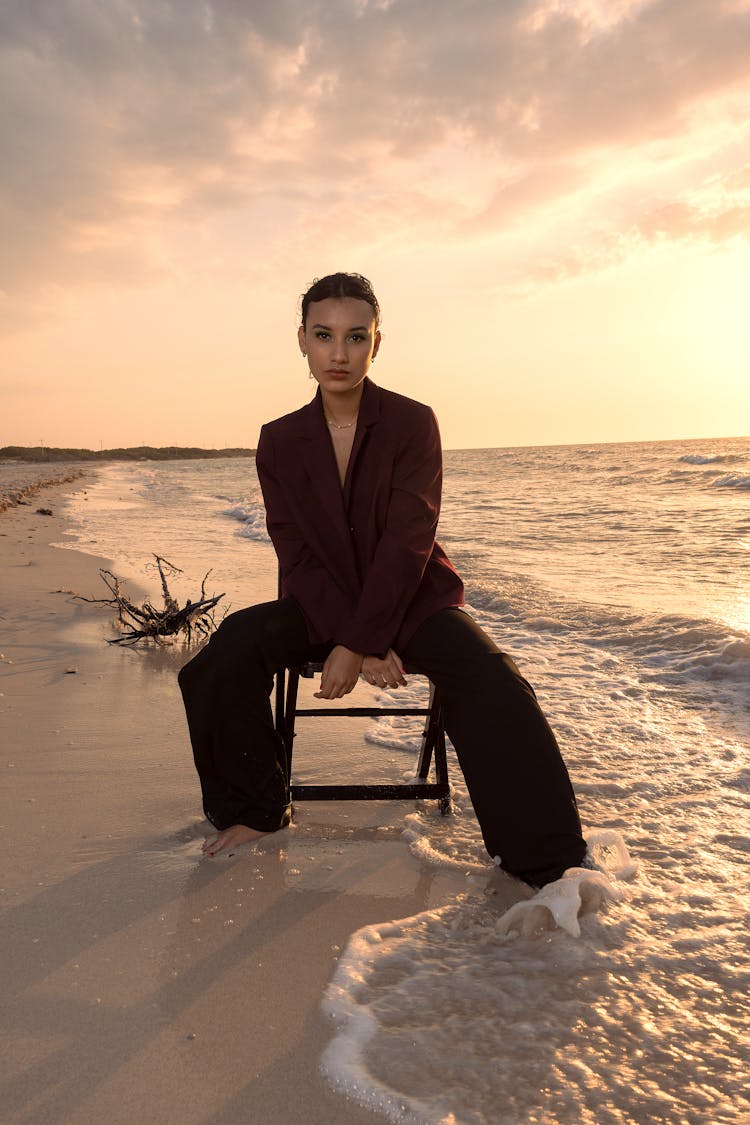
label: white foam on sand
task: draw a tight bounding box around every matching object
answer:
[321,831,640,1125]
[494,830,636,939]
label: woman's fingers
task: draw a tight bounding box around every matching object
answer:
[385,649,407,686]
[314,672,358,698]
[315,644,363,698]
[360,650,407,689]
[315,685,356,698]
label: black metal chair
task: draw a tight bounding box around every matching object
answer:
[274,660,452,815]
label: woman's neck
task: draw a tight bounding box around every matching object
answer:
[320,383,365,428]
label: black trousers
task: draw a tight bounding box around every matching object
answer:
[178,599,586,887]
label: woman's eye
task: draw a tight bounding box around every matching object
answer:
[349,334,366,343]
[314,331,330,340]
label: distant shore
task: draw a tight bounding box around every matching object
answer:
[0,445,256,464]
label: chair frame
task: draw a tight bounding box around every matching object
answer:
[274,662,452,815]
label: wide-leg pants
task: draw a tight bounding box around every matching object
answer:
[178,599,587,887]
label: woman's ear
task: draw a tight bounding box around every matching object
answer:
[372,329,382,360]
[298,324,307,356]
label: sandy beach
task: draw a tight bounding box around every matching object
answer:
[0,477,473,1125]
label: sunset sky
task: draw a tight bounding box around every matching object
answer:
[2,0,749,450]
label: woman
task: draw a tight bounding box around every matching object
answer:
[179,272,587,886]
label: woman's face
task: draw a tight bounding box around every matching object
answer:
[299,297,381,400]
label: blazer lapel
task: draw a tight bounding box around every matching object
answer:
[342,377,381,507]
[298,390,360,596]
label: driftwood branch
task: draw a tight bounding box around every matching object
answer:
[76,555,225,645]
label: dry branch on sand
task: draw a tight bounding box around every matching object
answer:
[76,555,224,645]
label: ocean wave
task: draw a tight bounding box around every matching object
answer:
[678,454,730,465]
[577,614,750,740]
[472,566,750,682]
[590,609,750,675]
[467,573,750,727]
[711,472,750,490]
[222,501,270,542]
[462,577,543,625]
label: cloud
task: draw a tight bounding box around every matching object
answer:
[1,0,750,328]
[637,167,750,244]
[514,162,750,291]
[462,162,591,233]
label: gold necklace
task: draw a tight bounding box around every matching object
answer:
[326,416,357,430]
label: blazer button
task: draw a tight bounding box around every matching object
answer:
[349,526,355,533]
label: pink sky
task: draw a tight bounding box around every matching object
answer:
[2,0,749,449]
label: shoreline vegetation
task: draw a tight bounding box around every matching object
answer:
[1,445,256,463]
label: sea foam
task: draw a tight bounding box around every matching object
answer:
[222,500,270,541]
[494,829,636,938]
[321,831,636,1125]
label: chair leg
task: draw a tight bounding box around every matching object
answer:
[275,667,289,784]
[434,723,452,815]
[282,667,300,785]
[274,666,286,740]
[416,683,452,814]
[415,682,441,781]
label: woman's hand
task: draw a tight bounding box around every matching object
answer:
[361,649,407,689]
[315,645,364,699]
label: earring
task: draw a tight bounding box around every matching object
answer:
[309,370,315,379]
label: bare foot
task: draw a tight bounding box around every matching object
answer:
[202,824,268,857]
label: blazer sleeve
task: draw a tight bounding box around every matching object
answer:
[256,424,354,640]
[334,406,443,657]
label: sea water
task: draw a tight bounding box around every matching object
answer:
[15,434,749,1124]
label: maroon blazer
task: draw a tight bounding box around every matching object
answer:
[255,377,464,656]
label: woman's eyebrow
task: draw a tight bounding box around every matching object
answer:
[310,322,369,332]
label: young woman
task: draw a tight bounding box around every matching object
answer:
[179,272,587,886]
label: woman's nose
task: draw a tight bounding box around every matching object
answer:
[332,338,348,362]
